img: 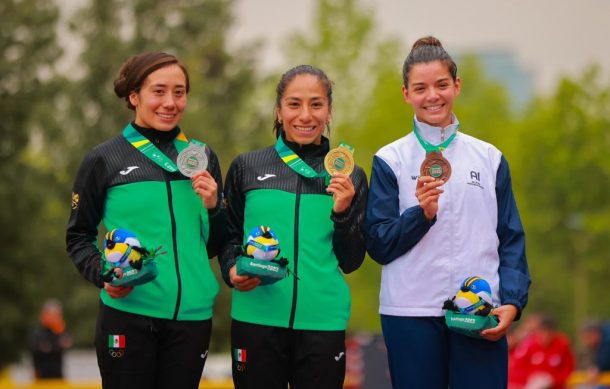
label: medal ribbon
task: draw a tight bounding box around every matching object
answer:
[337,142,353,152]
[122,123,205,173]
[274,136,328,178]
[412,120,458,153]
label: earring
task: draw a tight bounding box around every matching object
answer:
[278,119,283,124]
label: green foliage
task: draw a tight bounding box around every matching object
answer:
[512,66,610,335]
[0,0,63,370]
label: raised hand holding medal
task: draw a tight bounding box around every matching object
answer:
[324,143,356,213]
[413,121,457,220]
[175,140,217,209]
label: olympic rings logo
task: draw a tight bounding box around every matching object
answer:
[109,349,125,358]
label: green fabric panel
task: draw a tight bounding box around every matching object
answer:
[292,193,350,330]
[100,181,218,320]
[231,189,350,330]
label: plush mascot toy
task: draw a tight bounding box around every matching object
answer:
[442,276,498,338]
[102,228,164,287]
[236,226,290,286]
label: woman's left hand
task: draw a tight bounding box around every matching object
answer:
[480,304,518,342]
[191,171,217,209]
[327,173,355,214]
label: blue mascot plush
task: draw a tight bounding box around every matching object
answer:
[102,228,164,287]
[236,226,290,286]
[442,276,498,338]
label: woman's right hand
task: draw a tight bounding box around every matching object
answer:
[415,176,445,221]
[104,283,133,299]
[229,265,261,291]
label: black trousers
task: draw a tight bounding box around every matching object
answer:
[231,319,346,389]
[95,302,212,389]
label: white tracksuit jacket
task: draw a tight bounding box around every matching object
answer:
[366,117,530,317]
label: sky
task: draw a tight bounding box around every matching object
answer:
[230,0,610,93]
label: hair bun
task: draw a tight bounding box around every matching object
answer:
[113,73,129,98]
[412,36,443,50]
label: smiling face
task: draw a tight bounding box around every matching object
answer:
[276,74,331,146]
[129,64,187,131]
[402,60,461,128]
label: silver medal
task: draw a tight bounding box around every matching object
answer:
[177,144,208,177]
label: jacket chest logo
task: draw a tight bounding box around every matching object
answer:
[257,173,276,181]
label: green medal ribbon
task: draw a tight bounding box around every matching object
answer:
[337,142,353,152]
[274,136,329,179]
[412,119,458,152]
[122,123,205,173]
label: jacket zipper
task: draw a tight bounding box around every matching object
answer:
[288,175,302,328]
[165,176,182,320]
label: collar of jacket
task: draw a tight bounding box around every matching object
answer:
[131,121,180,146]
[413,114,460,145]
[281,132,330,159]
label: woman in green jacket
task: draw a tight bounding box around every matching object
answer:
[66,51,225,389]
[219,65,368,388]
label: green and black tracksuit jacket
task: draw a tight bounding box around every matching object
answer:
[219,136,368,331]
[66,124,225,321]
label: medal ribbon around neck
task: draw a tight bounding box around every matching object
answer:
[412,119,458,153]
[274,135,329,179]
[413,120,457,182]
[122,123,206,173]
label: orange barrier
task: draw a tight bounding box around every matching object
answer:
[0,379,235,389]
[567,371,610,388]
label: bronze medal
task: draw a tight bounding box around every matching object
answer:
[324,146,354,176]
[420,151,451,182]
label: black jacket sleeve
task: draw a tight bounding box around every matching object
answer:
[331,166,368,274]
[65,150,106,288]
[218,156,245,287]
[204,146,227,259]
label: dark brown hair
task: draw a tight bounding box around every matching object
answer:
[402,36,457,87]
[272,65,333,139]
[113,52,190,110]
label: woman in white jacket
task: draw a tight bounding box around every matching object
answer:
[366,36,531,389]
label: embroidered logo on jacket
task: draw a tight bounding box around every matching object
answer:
[257,173,276,181]
[71,192,80,210]
[119,166,140,175]
[467,170,484,189]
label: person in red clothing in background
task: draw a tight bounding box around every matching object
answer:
[509,314,575,389]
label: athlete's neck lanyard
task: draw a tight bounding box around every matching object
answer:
[274,135,329,179]
[412,119,458,152]
[122,123,205,173]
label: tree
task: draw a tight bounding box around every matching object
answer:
[0,0,63,369]
[513,66,610,335]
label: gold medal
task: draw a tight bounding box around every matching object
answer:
[324,146,354,176]
[420,151,451,182]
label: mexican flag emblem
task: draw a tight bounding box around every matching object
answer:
[108,334,125,349]
[234,348,247,362]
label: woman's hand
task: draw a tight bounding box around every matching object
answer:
[415,176,444,221]
[191,171,217,209]
[480,304,518,342]
[229,265,261,291]
[327,173,355,214]
[104,282,133,299]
